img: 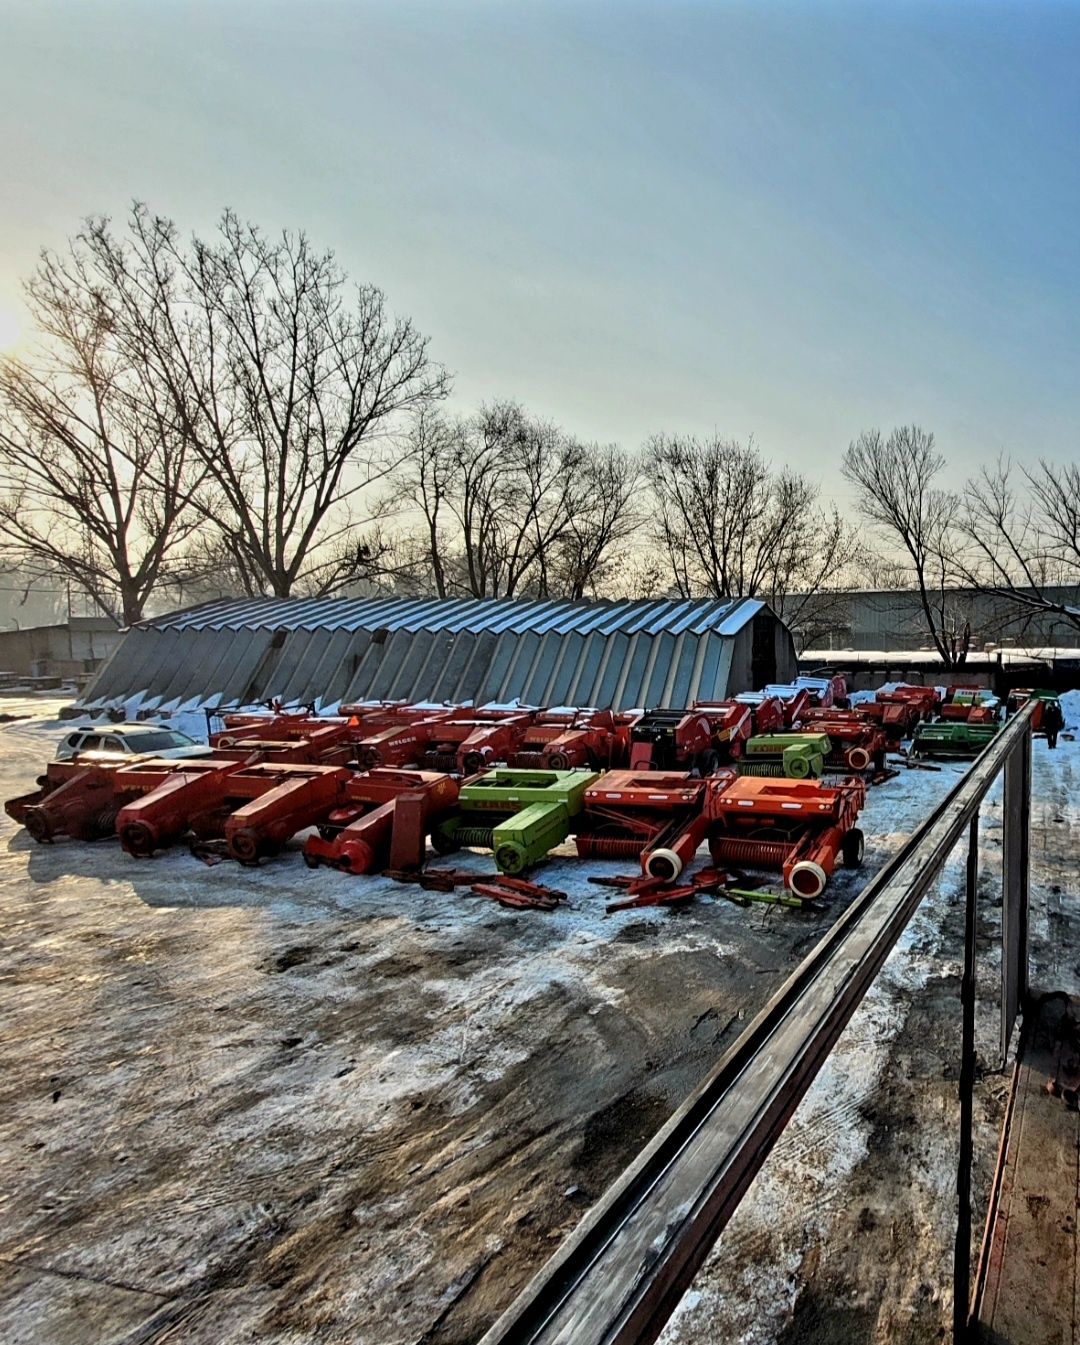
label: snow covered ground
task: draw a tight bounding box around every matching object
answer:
[0,693,1076,1344]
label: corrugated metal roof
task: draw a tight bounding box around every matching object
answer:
[141,595,764,638]
[82,595,797,713]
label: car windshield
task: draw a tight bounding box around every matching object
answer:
[127,730,196,751]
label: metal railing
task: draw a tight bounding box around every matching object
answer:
[480,703,1035,1345]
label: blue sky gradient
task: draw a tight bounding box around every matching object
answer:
[1,0,1077,490]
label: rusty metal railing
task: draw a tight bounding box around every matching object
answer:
[480,703,1035,1345]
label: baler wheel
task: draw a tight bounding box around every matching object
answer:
[695,749,721,776]
[24,809,54,844]
[841,828,865,868]
[846,746,872,772]
[494,843,526,875]
[431,829,460,856]
[120,821,157,857]
[229,830,263,866]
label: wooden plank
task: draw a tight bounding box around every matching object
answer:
[978,997,1080,1344]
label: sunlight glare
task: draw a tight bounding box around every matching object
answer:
[0,305,21,352]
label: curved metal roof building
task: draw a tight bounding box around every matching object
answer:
[79,594,797,713]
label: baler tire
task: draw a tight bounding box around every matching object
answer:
[841,828,865,868]
[494,844,526,875]
[431,830,460,856]
[24,810,53,844]
[696,749,721,776]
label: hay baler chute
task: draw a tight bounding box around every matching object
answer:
[433,768,598,875]
[574,770,721,882]
[736,733,830,779]
[705,773,867,899]
[507,709,631,771]
[112,760,353,863]
[875,685,941,721]
[939,686,999,724]
[303,769,460,874]
[792,710,888,773]
[357,709,534,774]
[858,698,920,749]
[7,759,137,844]
[628,701,751,774]
[910,721,999,759]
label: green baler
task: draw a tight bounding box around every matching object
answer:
[736,733,829,779]
[910,721,999,759]
[433,768,599,874]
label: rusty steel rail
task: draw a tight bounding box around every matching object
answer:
[480,703,1035,1345]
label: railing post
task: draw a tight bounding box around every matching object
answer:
[1001,724,1032,1060]
[1018,727,1031,1002]
[955,812,980,1344]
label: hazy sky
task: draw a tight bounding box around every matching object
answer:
[2,0,1078,494]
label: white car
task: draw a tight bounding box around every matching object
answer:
[55,723,212,762]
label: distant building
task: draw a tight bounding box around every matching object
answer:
[0,617,122,683]
[791,584,1080,653]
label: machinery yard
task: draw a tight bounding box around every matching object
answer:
[0,690,1077,1343]
[3,2,1078,1336]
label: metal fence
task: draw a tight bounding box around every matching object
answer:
[480,703,1035,1345]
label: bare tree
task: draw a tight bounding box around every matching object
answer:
[954,457,1080,636]
[647,433,862,645]
[68,204,448,599]
[546,445,642,600]
[389,405,457,598]
[1035,460,1080,575]
[390,402,638,601]
[842,425,972,668]
[0,243,204,624]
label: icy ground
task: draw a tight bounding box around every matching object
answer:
[0,693,1076,1344]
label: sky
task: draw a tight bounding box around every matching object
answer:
[1,0,1078,496]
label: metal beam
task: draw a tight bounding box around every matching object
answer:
[954,814,980,1343]
[480,704,1035,1345]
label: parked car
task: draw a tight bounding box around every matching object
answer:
[55,724,211,762]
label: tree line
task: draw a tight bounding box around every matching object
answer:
[0,206,1077,666]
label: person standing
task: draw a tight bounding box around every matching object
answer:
[1043,697,1065,750]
